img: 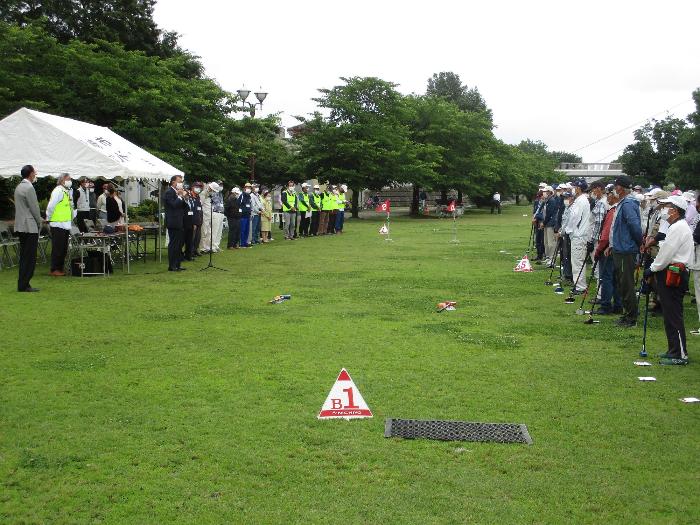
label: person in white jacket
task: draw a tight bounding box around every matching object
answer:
[645,195,694,364]
[199,182,224,253]
[565,179,592,293]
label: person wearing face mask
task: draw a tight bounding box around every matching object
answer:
[281,181,297,240]
[73,177,92,233]
[224,187,241,249]
[164,175,189,271]
[105,186,125,226]
[335,184,348,233]
[318,185,333,236]
[640,190,670,313]
[558,188,574,284]
[199,182,225,253]
[239,183,253,248]
[310,184,322,236]
[297,183,311,237]
[690,194,700,336]
[13,165,43,292]
[327,185,339,235]
[588,181,609,291]
[87,181,97,224]
[606,176,643,327]
[565,179,592,294]
[45,174,76,276]
[643,196,694,365]
[249,183,263,245]
[592,185,622,315]
[541,186,557,265]
[260,189,273,243]
[96,182,110,223]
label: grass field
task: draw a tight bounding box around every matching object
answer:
[1,205,699,524]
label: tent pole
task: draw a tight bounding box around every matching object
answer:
[125,179,130,274]
[158,182,162,263]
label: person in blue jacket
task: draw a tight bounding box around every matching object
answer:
[606,176,643,327]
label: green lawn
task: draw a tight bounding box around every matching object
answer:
[1,206,698,524]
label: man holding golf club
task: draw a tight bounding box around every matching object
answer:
[608,176,643,327]
[643,195,694,365]
[593,185,622,315]
[566,179,592,295]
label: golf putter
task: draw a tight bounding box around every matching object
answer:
[576,258,599,314]
[564,252,589,304]
[640,285,651,357]
[583,271,603,324]
[544,238,562,285]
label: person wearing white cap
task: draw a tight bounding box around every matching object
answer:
[335,184,348,233]
[566,179,592,293]
[309,184,322,235]
[250,183,263,245]
[541,186,557,264]
[224,187,241,249]
[643,195,694,364]
[199,181,224,253]
[683,191,697,227]
[532,186,546,262]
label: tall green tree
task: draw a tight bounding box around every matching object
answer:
[293,77,438,217]
[426,71,493,124]
[666,88,700,189]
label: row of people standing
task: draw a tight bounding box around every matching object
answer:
[280,181,348,240]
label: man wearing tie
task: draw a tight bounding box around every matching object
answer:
[164,175,188,271]
[13,165,43,292]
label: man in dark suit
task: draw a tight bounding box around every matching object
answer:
[13,165,43,292]
[164,175,188,271]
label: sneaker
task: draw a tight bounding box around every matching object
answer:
[592,308,613,315]
[659,357,689,366]
[615,318,636,328]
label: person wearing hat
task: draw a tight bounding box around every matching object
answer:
[593,185,622,314]
[541,186,558,265]
[239,182,253,248]
[199,181,224,253]
[643,195,694,364]
[319,185,334,235]
[557,188,574,284]
[532,187,546,262]
[281,181,297,240]
[683,191,697,227]
[566,179,592,293]
[690,193,700,336]
[224,187,242,249]
[606,176,642,327]
[335,184,348,233]
[327,185,339,234]
[260,188,273,243]
[249,183,263,245]
[298,183,312,237]
[164,174,189,271]
[310,184,322,235]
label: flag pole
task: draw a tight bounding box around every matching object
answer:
[449,207,459,244]
[385,210,393,242]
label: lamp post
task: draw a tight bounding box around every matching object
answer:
[237,86,268,117]
[236,86,268,182]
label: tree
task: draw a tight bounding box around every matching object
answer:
[617,116,687,185]
[666,88,700,189]
[293,77,438,217]
[426,72,493,124]
[0,0,178,57]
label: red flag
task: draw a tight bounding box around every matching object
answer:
[446,200,456,212]
[375,199,391,213]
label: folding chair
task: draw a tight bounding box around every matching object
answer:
[37,223,50,263]
[0,223,19,267]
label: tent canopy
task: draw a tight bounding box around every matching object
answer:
[0,107,184,181]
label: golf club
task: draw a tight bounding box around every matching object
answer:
[544,237,562,285]
[575,257,600,314]
[564,250,590,304]
[639,277,652,357]
[583,268,604,324]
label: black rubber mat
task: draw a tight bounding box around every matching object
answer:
[384,418,532,445]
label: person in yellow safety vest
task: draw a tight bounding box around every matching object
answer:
[297,183,312,237]
[335,184,348,233]
[46,174,76,276]
[319,184,334,236]
[327,185,339,234]
[281,180,298,240]
[310,184,322,236]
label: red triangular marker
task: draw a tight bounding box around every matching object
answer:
[318,368,373,420]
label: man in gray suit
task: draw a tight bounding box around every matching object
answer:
[14,165,43,292]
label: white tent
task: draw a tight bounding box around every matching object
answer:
[0,107,183,181]
[0,107,185,270]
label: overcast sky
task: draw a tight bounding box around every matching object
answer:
[154,0,700,163]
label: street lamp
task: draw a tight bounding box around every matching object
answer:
[237,86,268,117]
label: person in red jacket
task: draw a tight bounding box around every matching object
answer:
[593,185,622,314]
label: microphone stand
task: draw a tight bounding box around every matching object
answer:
[201,192,227,272]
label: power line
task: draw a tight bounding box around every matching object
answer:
[571,98,693,153]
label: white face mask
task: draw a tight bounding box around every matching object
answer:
[194,188,202,194]
[658,208,670,221]
[253,188,259,193]
[314,189,320,194]
[63,180,72,189]
[89,187,94,193]
[288,186,294,191]
[175,182,183,190]
[245,188,251,194]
